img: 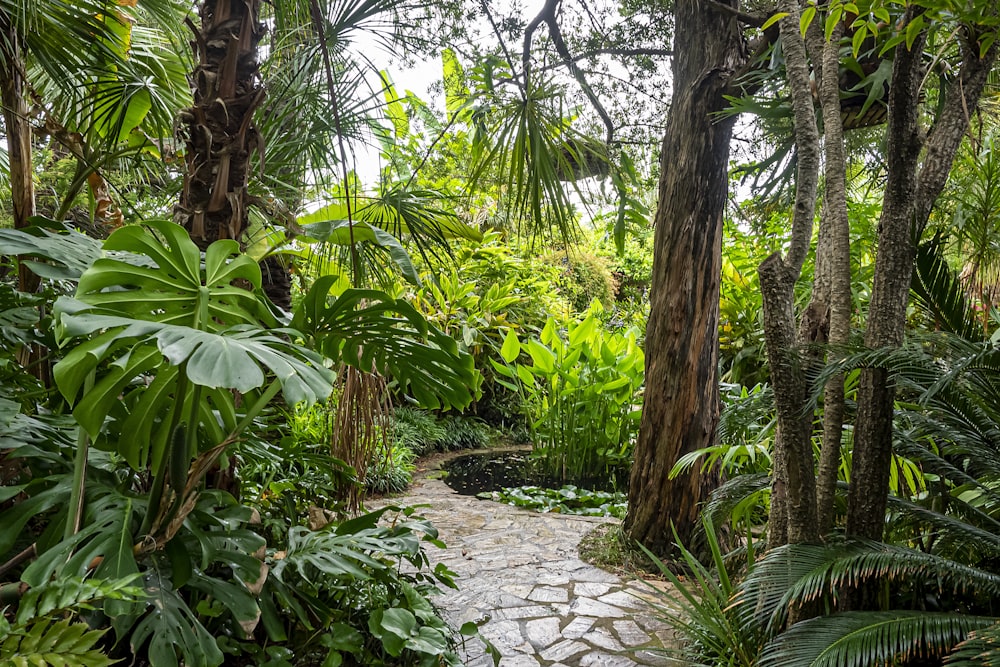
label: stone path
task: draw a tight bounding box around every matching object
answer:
[383,476,674,667]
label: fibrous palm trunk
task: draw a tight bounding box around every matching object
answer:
[178,0,292,309]
[177,0,265,249]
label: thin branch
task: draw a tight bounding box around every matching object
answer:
[480,0,526,97]
[523,0,615,145]
[706,0,770,27]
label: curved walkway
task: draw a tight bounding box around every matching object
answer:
[385,476,674,667]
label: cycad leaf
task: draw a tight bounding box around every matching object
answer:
[760,611,995,667]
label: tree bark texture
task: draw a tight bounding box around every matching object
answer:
[0,12,38,292]
[177,0,265,249]
[814,25,852,536]
[759,5,822,548]
[623,0,744,557]
[847,12,999,540]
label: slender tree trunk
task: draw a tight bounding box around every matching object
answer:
[814,25,852,536]
[846,12,999,540]
[759,3,822,548]
[623,0,744,557]
[0,12,37,293]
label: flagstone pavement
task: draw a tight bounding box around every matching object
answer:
[381,474,676,667]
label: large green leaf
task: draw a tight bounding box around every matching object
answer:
[53,299,332,440]
[292,276,479,410]
[0,220,107,281]
[129,569,224,667]
[75,221,268,330]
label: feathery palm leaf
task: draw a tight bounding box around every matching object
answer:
[946,620,1000,666]
[759,611,996,667]
[912,233,984,342]
[736,541,1000,632]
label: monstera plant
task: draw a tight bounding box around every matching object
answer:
[52,221,333,545]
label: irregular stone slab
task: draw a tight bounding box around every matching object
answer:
[575,582,613,597]
[580,651,643,667]
[498,656,541,667]
[539,638,588,662]
[599,590,648,610]
[583,625,626,652]
[613,619,652,647]
[528,586,570,603]
[561,616,596,639]
[525,617,562,648]
[570,597,629,618]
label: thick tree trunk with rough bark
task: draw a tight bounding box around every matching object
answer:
[847,13,999,541]
[0,13,37,293]
[623,0,743,557]
[178,0,291,309]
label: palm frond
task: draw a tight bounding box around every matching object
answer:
[912,233,983,342]
[884,494,1000,561]
[760,611,995,667]
[468,75,596,244]
[703,472,771,530]
[946,620,1000,666]
[736,541,1000,632]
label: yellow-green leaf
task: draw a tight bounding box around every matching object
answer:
[500,329,520,363]
[800,5,817,38]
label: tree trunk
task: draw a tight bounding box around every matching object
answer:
[847,14,999,541]
[623,0,743,557]
[177,0,265,250]
[0,12,38,293]
[759,4,822,548]
[814,25,852,536]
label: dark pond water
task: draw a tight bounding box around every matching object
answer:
[441,450,629,496]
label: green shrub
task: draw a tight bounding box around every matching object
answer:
[366,439,415,495]
[437,414,491,451]
[541,249,617,314]
[390,406,447,456]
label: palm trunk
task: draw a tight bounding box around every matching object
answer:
[813,25,852,536]
[0,12,37,293]
[759,3,822,548]
[623,0,743,558]
[177,0,265,249]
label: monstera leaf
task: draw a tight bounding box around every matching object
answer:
[75,220,272,329]
[52,221,333,470]
[292,276,480,410]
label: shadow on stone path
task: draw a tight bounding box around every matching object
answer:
[382,476,675,667]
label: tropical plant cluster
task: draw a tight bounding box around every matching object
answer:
[4,0,1000,665]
